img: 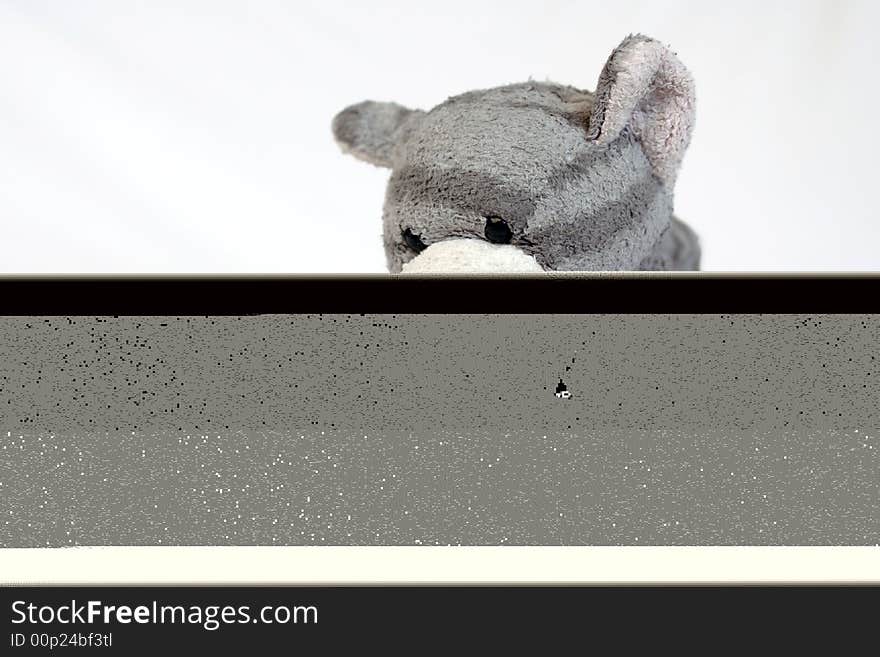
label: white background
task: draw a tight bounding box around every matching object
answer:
[1,1,877,273]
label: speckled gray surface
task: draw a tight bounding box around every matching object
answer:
[0,314,878,546]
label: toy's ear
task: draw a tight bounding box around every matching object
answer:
[587,35,695,187]
[332,100,424,168]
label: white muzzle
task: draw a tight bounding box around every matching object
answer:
[400,238,544,274]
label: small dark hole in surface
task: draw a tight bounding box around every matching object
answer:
[402,228,427,252]
[484,216,513,244]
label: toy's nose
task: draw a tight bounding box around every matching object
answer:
[400,238,543,274]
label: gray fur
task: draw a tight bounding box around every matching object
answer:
[332,34,700,272]
[588,34,696,187]
[331,100,424,167]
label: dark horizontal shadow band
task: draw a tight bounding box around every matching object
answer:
[0,275,878,314]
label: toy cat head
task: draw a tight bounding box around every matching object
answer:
[332,34,700,273]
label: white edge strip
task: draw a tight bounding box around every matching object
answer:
[2,546,880,585]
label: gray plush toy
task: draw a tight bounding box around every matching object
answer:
[332,34,700,273]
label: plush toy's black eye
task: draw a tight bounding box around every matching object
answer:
[402,228,427,253]
[484,216,513,244]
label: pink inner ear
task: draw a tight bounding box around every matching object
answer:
[588,35,696,187]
